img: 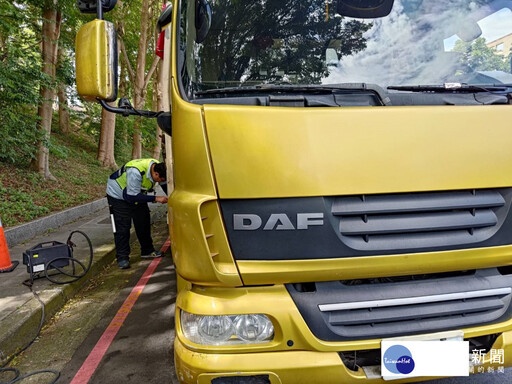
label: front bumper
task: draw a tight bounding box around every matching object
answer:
[175,335,353,384]
[175,330,512,384]
[174,283,512,383]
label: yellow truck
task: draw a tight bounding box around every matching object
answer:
[76,0,512,382]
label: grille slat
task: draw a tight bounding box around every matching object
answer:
[332,190,504,216]
[339,210,497,235]
[328,297,505,326]
[332,189,508,251]
[342,230,490,251]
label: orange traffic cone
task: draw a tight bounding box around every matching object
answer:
[0,218,18,273]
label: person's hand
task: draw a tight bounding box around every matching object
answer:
[155,196,168,204]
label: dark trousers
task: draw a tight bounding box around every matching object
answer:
[107,195,155,262]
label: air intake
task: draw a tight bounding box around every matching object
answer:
[331,189,510,251]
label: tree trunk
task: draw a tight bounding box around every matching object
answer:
[118,44,129,144]
[131,0,152,159]
[0,34,7,62]
[30,7,61,180]
[152,64,163,159]
[57,48,70,133]
[161,22,174,193]
[131,118,142,159]
[97,102,118,169]
[97,36,120,169]
[57,84,70,133]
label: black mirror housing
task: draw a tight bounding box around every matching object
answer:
[195,0,212,43]
[157,3,174,33]
[336,0,394,18]
[157,113,172,137]
[77,0,118,14]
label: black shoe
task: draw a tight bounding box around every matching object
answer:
[141,250,163,258]
[118,260,131,269]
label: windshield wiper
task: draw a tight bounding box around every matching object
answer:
[195,83,392,105]
[196,84,330,95]
[388,83,512,93]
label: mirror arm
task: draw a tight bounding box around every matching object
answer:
[96,0,103,19]
[98,98,163,118]
[97,99,172,135]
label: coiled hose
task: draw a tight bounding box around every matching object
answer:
[0,230,93,384]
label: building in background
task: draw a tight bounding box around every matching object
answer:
[487,32,512,57]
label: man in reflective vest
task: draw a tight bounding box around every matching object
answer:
[106,158,168,269]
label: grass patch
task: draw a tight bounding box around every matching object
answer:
[0,186,49,225]
[0,130,138,228]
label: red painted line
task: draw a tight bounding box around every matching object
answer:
[161,237,171,253]
[70,240,169,384]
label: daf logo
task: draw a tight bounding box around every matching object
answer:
[233,213,324,231]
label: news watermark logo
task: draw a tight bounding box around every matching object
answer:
[381,340,468,379]
[470,348,505,374]
[383,345,415,374]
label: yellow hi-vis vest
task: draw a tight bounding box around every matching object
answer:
[115,158,158,193]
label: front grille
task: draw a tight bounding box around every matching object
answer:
[322,288,510,339]
[331,189,510,251]
[286,268,512,341]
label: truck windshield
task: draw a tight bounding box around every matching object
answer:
[179,0,512,99]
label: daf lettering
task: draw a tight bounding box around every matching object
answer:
[233,213,324,230]
[233,214,262,230]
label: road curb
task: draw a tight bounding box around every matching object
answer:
[4,198,108,248]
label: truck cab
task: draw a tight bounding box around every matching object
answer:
[76,0,512,382]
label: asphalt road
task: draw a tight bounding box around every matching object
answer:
[57,255,178,384]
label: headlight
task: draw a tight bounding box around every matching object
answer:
[198,315,233,343]
[233,314,274,342]
[181,311,274,345]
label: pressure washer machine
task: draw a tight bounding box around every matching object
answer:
[22,241,72,283]
[22,231,93,285]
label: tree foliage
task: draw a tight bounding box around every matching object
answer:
[453,37,509,73]
[0,2,45,163]
[0,0,164,168]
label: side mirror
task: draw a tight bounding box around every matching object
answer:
[336,0,394,19]
[77,0,117,14]
[157,3,173,33]
[75,19,118,102]
[456,22,482,42]
[326,48,339,67]
[195,0,212,43]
